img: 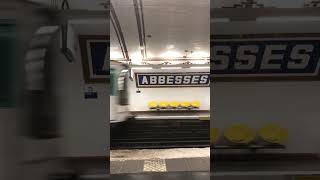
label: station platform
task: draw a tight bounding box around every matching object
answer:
[79,172,210,180]
[110,148,209,174]
[111,157,209,174]
[131,110,210,120]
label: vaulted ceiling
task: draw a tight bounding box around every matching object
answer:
[28,0,210,64]
[29,0,318,65]
[110,0,210,64]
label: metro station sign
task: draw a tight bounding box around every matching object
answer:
[211,34,320,81]
[79,35,109,83]
[135,73,210,88]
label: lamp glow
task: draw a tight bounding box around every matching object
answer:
[160,51,182,58]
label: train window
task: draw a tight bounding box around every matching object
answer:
[110,68,118,96]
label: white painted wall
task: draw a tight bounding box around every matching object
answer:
[53,32,109,157]
[211,20,320,153]
[128,68,210,111]
[212,81,320,153]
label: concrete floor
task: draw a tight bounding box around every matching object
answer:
[110,147,210,174]
[111,147,209,161]
[109,172,210,180]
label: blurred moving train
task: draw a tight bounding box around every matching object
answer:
[110,60,131,124]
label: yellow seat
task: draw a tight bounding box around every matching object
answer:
[169,101,179,108]
[180,101,191,108]
[211,128,219,144]
[224,124,255,144]
[191,101,200,108]
[199,116,210,121]
[148,101,158,109]
[259,124,288,144]
[159,101,169,108]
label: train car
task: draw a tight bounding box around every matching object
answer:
[110,60,131,124]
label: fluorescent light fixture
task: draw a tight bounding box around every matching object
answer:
[256,16,320,22]
[167,44,175,49]
[189,51,209,58]
[131,67,153,70]
[110,51,123,59]
[190,66,210,69]
[160,51,182,58]
[146,52,154,59]
[131,52,143,65]
[190,60,209,65]
[160,67,183,70]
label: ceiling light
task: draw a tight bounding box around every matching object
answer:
[111,47,119,50]
[146,52,154,59]
[190,66,210,69]
[160,67,182,70]
[167,45,175,49]
[189,51,209,58]
[131,67,153,70]
[110,51,123,59]
[190,60,208,64]
[160,51,182,59]
[131,52,143,65]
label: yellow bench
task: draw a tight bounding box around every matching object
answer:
[211,128,219,144]
[259,123,288,144]
[191,101,200,108]
[180,101,191,108]
[148,101,158,109]
[159,101,169,108]
[148,100,201,109]
[224,124,255,144]
[169,101,179,108]
[199,116,210,121]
